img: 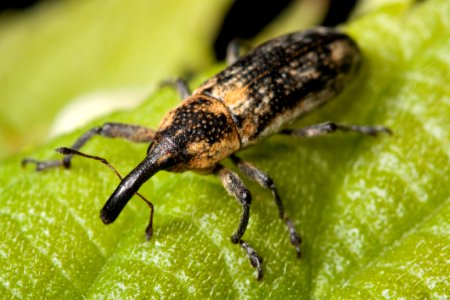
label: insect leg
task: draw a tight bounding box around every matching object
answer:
[281,122,392,137]
[230,154,302,257]
[22,123,155,171]
[226,39,241,65]
[214,164,263,280]
[160,78,191,99]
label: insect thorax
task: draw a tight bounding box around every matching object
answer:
[155,96,240,171]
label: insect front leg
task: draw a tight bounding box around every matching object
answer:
[230,154,302,257]
[23,123,155,171]
[281,121,392,137]
[214,164,263,280]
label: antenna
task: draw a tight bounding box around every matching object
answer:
[56,147,155,240]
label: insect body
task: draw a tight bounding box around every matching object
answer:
[24,27,391,280]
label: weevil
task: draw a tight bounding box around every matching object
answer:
[23,27,391,280]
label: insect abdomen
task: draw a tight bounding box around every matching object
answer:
[195,27,362,146]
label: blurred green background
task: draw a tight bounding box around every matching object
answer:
[0,0,222,158]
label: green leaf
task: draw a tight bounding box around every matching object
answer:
[1,0,449,298]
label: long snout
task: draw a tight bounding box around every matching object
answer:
[100,154,162,224]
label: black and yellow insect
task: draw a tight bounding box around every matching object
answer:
[24,27,391,280]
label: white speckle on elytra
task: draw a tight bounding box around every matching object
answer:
[258,86,267,94]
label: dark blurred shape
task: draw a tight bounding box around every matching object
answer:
[214,0,363,60]
[0,0,41,12]
[321,0,358,27]
[214,0,293,60]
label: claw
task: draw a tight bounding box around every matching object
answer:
[286,219,302,258]
[21,158,62,171]
[239,240,263,281]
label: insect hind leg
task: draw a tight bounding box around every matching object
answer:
[226,39,241,65]
[230,154,302,258]
[281,121,392,137]
[226,38,253,65]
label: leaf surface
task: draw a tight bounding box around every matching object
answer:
[0,0,449,298]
